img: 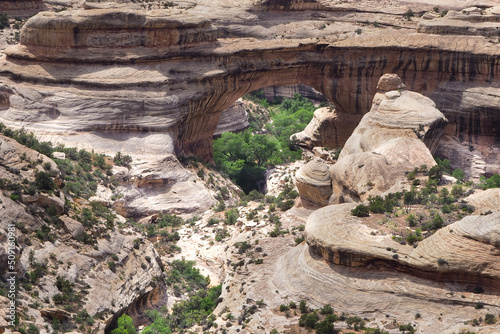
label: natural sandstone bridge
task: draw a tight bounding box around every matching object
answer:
[0,9,499,160]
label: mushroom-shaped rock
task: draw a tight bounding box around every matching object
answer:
[295,158,332,206]
[330,74,448,203]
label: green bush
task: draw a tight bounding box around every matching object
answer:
[299,300,308,314]
[351,204,369,217]
[213,93,315,193]
[35,172,55,191]
[0,14,9,29]
[224,208,239,225]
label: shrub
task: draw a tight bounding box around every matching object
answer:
[351,204,369,217]
[406,213,417,227]
[112,314,136,334]
[279,304,290,312]
[0,14,9,29]
[452,169,466,182]
[224,208,239,225]
[35,172,55,191]
[320,304,333,314]
[437,258,448,266]
[485,313,496,324]
[299,300,308,314]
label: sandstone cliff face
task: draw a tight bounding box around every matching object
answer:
[0,137,169,332]
[0,0,44,11]
[0,7,499,161]
[292,107,349,149]
[418,6,500,37]
[262,84,327,103]
[329,74,447,203]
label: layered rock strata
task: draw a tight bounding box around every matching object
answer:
[418,6,500,37]
[305,203,500,289]
[213,99,248,137]
[274,242,500,334]
[295,157,332,206]
[0,7,499,160]
[0,0,44,11]
[262,84,327,103]
[329,74,447,203]
[465,188,500,214]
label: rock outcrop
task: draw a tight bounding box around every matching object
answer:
[306,203,500,288]
[295,157,332,206]
[329,74,447,203]
[13,9,218,62]
[418,6,500,37]
[0,0,44,12]
[465,188,500,214]
[262,84,327,103]
[292,107,347,149]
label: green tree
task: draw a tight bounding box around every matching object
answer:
[142,310,172,334]
[403,190,416,212]
[112,314,136,334]
[432,213,444,229]
[0,14,9,29]
[452,169,465,183]
[35,172,55,191]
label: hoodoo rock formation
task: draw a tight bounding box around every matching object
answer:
[329,74,447,203]
[0,2,499,163]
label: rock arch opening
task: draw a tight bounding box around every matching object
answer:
[211,84,332,194]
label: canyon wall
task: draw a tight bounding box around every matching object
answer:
[0,6,499,162]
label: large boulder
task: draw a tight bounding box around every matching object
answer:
[330,74,448,203]
[295,158,332,206]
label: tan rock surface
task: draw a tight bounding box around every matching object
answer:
[293,107,351,149]
[214,99,248,137]
[306,203,500,288]
[295,157,332,207]
[274,242,500,334]
[330,74,447,202]
[465,188,500,215]
[60,215,84,239]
